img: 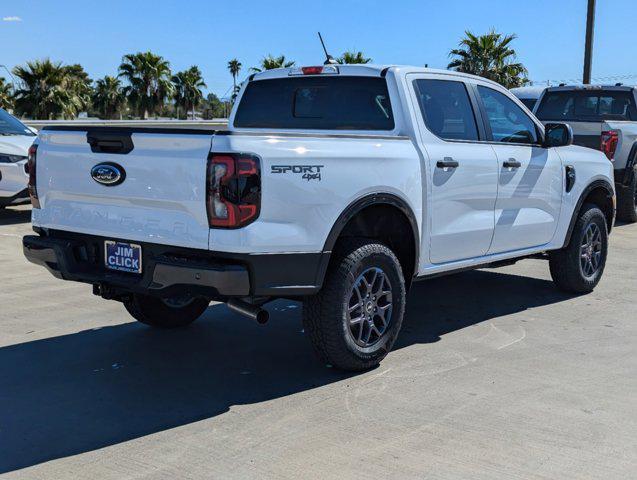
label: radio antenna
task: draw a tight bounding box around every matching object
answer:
[318,32,338,65]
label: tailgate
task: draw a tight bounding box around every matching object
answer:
[33,128,214,249]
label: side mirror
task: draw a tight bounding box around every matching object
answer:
[543,123,573,148]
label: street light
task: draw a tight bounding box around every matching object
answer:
[0,64,17,90]
[583,0,596,84]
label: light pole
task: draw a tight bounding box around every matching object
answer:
[0,64,17,90]
[583,0,596,84]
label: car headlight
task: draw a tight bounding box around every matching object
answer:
[0,154,28,163]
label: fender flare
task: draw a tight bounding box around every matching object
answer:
[562,179,615,248]
[319,192,420,278]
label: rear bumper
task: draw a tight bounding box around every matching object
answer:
[23,230,329,299]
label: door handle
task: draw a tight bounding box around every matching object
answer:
[436,157,459,169]
[503,159,521,169]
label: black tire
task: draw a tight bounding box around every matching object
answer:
[549,203,608,293]
[302,239,406,371]
[616,172,637,223]
[124,293,209,328]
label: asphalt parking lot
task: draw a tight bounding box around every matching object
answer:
[0,205,635,479]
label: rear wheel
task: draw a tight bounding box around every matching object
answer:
[549,204,608,293]
[302,239,406,371]
[124,293,209,328]
[616,172,637,223]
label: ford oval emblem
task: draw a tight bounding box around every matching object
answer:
[90,163,125,186]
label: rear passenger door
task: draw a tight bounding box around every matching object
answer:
[409,75,499,264]
[474,84,563,254]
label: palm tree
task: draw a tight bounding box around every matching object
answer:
[172,66,206,119]
[61,63,93,116]
[0,77,13,110]
[337,51,372,64]
[251,55,295,72]
[12,59,90,119]
[93,76,126,119]
[118,51,173,119]
[448,30,529,88]
[227,59,242,101]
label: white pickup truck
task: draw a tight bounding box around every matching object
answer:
[23,65,615,370]
[534,85,637,221]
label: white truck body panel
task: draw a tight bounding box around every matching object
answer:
[602,120,637,169]
[209,133,422,254]
[32,130,214,249]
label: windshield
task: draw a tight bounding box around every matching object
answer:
[234,76,395,130]
[0,109,35,136]
[536,90,637,122]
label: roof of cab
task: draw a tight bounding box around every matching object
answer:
[545,84,636,92]
[510,86,547,98]
[249,64,504,88]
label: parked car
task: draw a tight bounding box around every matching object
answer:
[600,120,637,221]
[0,109,36,209]
[510,85,546,111]
[534,84,637,222]
[23,66,615,370]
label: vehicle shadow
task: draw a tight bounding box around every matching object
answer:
[0,269,574,473]
[0,207,31,226]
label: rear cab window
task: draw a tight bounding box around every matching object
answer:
[412,79,480,141]
[536,89,637,122]
[233,76,394,130]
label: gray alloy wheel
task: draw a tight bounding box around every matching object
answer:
[346,267,393,348]
[579,222,603,278]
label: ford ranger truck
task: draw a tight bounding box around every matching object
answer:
[23,66,616,371]
[534,84,636,222]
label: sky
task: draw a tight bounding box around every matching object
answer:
[1,0,636,97]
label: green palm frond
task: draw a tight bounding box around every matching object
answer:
[448,30,529,88]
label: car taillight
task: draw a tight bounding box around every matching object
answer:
[601,130,619,161]
[206,153,261,228]
[27,144,40,209]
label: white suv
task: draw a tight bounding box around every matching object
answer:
[0,109,36,208]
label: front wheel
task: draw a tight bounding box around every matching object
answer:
[302,240,406,371]
[549,204,608,293]
[124,293,209,328]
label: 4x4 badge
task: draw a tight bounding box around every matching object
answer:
[271,165,324,181]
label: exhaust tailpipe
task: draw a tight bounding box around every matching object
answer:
[227,299,269,324]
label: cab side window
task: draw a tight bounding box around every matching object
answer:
[478,86,539,144]
[413,79,479,141]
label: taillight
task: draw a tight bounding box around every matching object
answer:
[288,65,339,76]
[601,130,619,161]
[27,144,40,209]
[206,153,261,228]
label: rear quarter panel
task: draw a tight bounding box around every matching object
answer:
[603,120,637,171]
[209,133,423,253]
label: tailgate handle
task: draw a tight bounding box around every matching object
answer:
[86,131,134,154]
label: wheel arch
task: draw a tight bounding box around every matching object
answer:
[563,179,615,248]
[320,193,420,289]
